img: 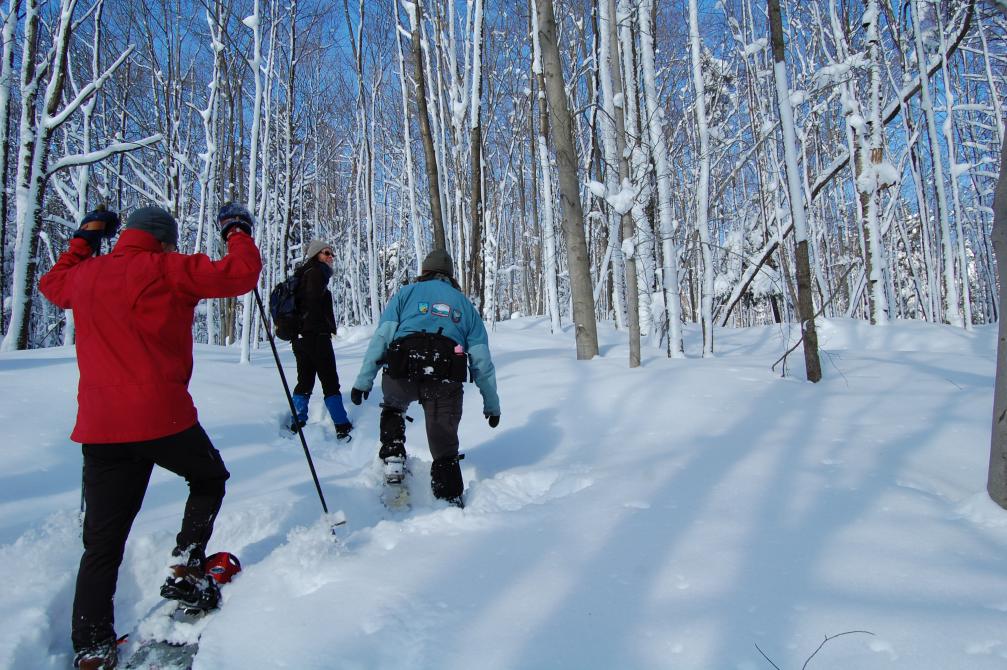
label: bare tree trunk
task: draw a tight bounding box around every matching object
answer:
[535,0,598,360]
[409,0,446,250]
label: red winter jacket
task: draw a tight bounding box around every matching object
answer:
[39,228,262,443]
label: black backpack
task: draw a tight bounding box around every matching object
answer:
[268,275,300,341]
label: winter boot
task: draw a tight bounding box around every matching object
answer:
[290,393,310,432]
[324,394,352,441]
[160,563,221,612]
[73,638,118,670]
[431,454,465,507]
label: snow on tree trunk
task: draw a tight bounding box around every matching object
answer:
[768,0,821,382]
[4,0,142,351]
[617,0,653,343]
[395,1,423,276]
[238,0,265,364]
[196,2,224,345]
[912,0,961,328]
[596,0,626,331]
[688,0,715,357]
[467,0,485,307]
[934,5,972,329]
[0,0,19,337]
[986,132,1007,508]
[639,0,683,358]
[859,0,890,325]
[529,0,561,334]
[605,0,640,367]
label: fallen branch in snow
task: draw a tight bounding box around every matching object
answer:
[755,630,875,669]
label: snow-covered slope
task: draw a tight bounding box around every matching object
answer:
[1,317,1004,669]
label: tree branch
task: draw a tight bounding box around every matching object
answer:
[46,134,163,177]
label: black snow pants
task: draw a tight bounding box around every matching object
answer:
[292,331,342,397]
[380,374,465,500]
[71,422,229,652]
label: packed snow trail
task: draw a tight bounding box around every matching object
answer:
[1,318,1007,669]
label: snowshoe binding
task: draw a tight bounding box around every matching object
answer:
[379,442,410,510]
[160,564,221,613]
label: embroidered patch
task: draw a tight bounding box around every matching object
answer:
[432,303,451,318]
[451,309,462,323]
[418,302,430,314]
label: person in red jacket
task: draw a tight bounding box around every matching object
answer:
[39,203,262,670]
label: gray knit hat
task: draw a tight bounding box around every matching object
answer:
[125,206,178,246]
[421,248,453,277]
[304,239,332,261]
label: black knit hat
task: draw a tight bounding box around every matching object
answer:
[421,249,454,277]
[126,206,178,246]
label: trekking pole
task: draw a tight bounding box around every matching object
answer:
[251,288,336,522]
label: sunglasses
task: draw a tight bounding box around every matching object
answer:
[320,250,334,257]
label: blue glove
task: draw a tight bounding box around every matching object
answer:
[218,202,254,240]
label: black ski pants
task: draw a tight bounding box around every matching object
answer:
[292,331,342,397]
[380,374,463,461]
[71,422,229,652]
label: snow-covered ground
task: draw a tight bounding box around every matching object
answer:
[1,316,1005,670]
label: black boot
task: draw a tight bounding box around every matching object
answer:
[431,454,465,506]
[73,637,118,669]
[379,441,406,461]
[379,404,406,457]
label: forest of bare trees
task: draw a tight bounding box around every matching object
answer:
[0,0,1004,370]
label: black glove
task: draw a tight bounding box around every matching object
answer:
[351,388,369,405]
[72,228,104,249]
[217,202,254,240]
[485,413,500,428]
[72,208,120,250]
[82,208,121,238]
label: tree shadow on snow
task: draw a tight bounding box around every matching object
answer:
[468,408,561,479]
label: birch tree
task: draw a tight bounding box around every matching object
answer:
[2,0,158,351]
[0,0,18,337]
[688,0,715,356]
[639,0,684,357]
[529,0,561,333]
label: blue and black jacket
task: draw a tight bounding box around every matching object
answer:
[354,275,500,416]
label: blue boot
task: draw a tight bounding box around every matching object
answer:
[290,393,310,432]
[324,394,353,441]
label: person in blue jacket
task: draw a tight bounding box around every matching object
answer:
[350,248,500,506]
